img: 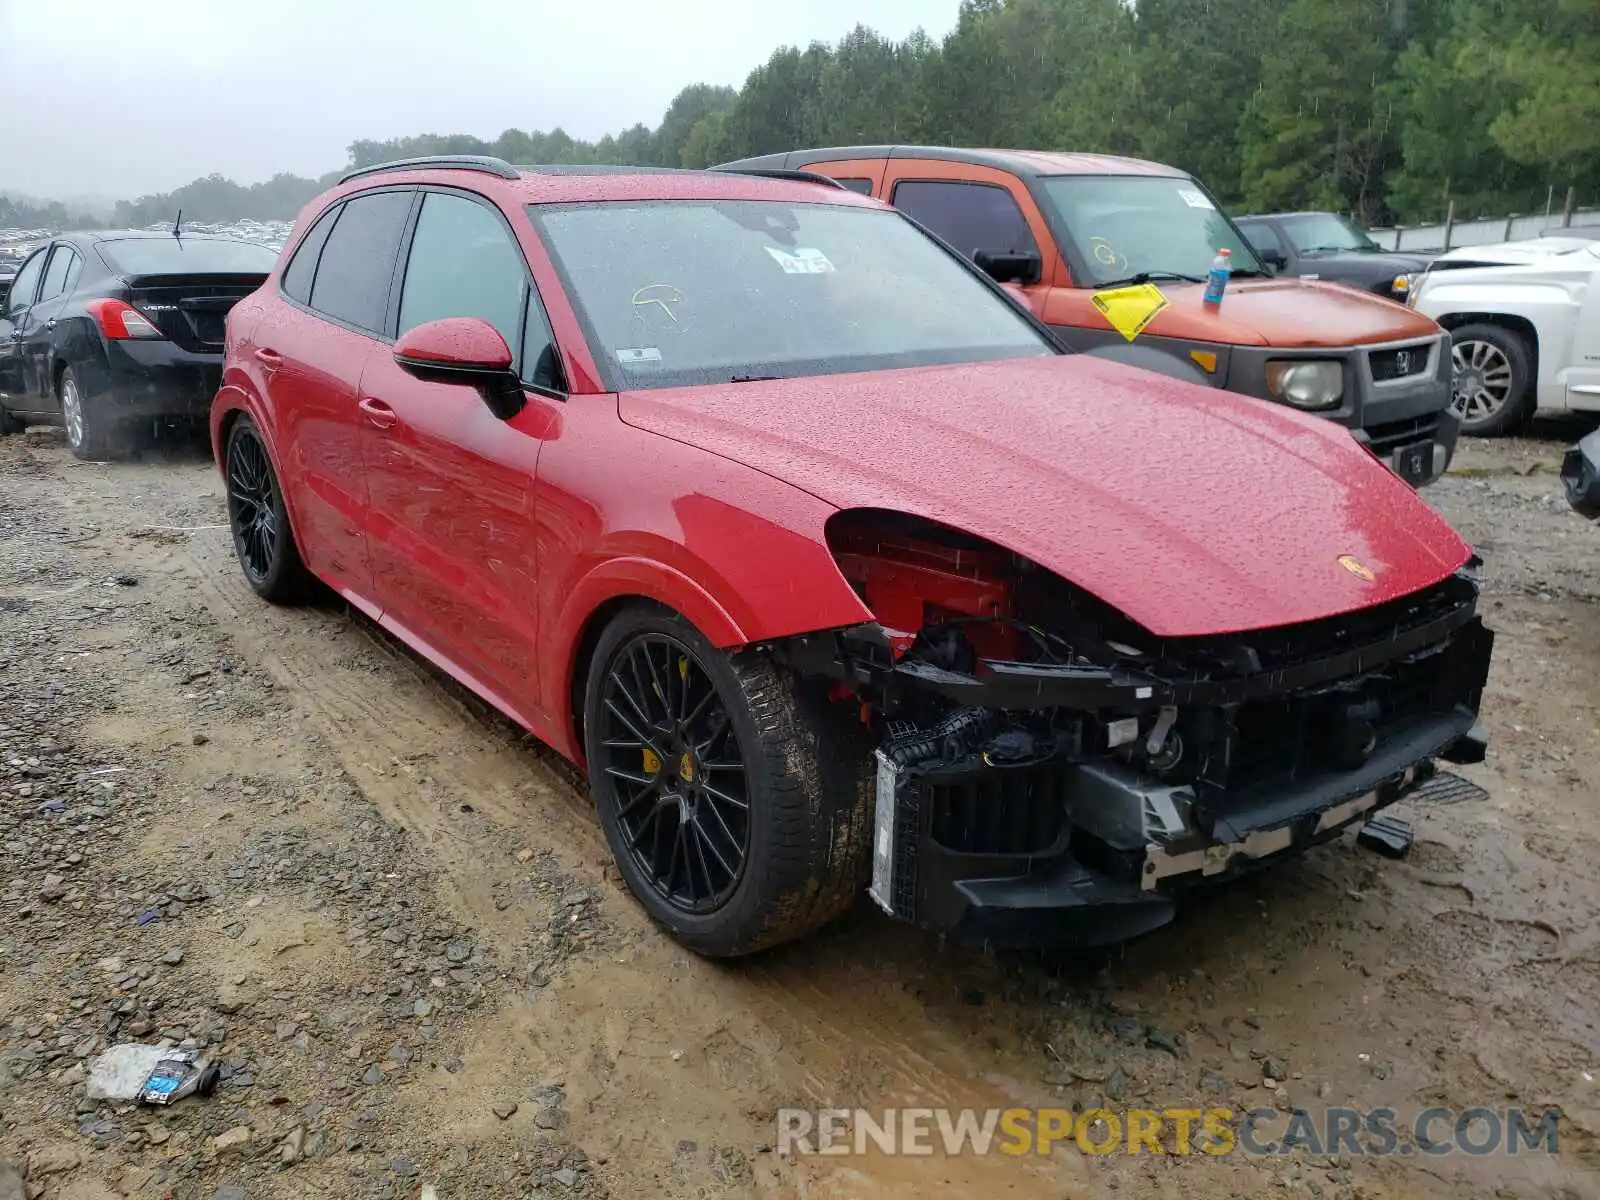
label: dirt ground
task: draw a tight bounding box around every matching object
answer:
[1,420,1597,1200]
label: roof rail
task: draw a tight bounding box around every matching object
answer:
[337,155,521,185]
[709,167,848,191]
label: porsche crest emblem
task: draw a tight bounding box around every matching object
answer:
[1338,555,1376,582]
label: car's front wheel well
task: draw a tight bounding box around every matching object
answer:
[1436,311,1540,381]
[216,407,246,463]
[567,594,667,755]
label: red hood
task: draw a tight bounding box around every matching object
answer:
[618,356,1470,637]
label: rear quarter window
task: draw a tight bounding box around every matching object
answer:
[891,180,1038,259]
[307,190,414,334]
[281,204,342,305]
[38,247,80,301]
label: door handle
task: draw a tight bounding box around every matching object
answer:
[253,347,283,371]
[358,397,398,430]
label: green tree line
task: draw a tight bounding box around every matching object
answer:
[0,194,101,231]
[86,0,1600,230]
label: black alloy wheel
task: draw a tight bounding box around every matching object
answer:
[224,416,311,603]
[228,429,279,582]
[583,604,875,957]
[594,632,751,914]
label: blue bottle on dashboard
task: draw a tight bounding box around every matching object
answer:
[1203,248,1232,306]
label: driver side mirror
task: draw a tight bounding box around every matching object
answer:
[393,317,526,421]
[973,248,1043,287]
[1255,246,1287,271]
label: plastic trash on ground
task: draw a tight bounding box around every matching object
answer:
[85,1044,220,1104]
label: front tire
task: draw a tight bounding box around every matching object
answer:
[583,604,873,957]
[224,415,311,604]
[1450,324,1535,437]
[0,404,23,436]
[60,367,116,460]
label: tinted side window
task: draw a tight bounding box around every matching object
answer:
[38,247,79,301]
[892,181,1038,259]
[280,204,341,304]
[832,178,873,195]
[308,190,413,333]
[1240,221,1284,255]
[6,249,48,313]
[398,191,527,356]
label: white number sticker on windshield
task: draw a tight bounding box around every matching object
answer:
[1178,189,1214,210]
[615,347,663,365]
[765,246,837,274]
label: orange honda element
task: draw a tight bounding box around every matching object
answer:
[715,146,1459,486]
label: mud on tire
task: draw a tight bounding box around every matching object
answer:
[583,603,874,957]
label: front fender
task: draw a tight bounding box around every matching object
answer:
[544,527,875,760]
[534,406,880,758]
[555,554,748,652]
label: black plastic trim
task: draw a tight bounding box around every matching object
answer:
[709,167,848,190]
[896,608,1485,710]
[338,155,521,184]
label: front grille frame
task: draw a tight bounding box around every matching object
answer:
[1367,340,1435,384]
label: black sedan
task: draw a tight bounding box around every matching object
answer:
[0,231,276,458]
[1234,211,1433,302]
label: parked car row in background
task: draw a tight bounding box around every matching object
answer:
[0,245,25,308]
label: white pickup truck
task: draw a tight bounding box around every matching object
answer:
[1410,235,1600,436]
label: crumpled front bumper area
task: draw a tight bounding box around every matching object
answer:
[861,584,1495,950]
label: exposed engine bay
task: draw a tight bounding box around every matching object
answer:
[776,510,1494,946]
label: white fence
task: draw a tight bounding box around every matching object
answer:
[1370,207,1599,253]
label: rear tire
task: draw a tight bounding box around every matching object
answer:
[224,415,312,604]
[583,604,873,957]
[60,367,117,460]
[1450,324,1535,437]
[0,404,23,436]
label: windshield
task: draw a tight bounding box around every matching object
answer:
[1035,175,1262,286]
[1277,213,1380,254]
[530,201,1052,390]
[97,237,279,276]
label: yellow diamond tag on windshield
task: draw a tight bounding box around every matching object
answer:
[1091,283,1169,342]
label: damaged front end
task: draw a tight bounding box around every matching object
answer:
[775,511,1494,949]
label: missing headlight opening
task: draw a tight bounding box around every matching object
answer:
[773,509,1494,948]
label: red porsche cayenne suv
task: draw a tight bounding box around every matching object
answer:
[212,155,1494,957]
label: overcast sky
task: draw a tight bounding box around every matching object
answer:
[0,0,957,201]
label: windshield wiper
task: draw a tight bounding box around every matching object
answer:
[1094,270,1206,288]
[1228,267,1272,278]
[728,374,780,383]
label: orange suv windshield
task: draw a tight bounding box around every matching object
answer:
[1036,175,1263,287]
